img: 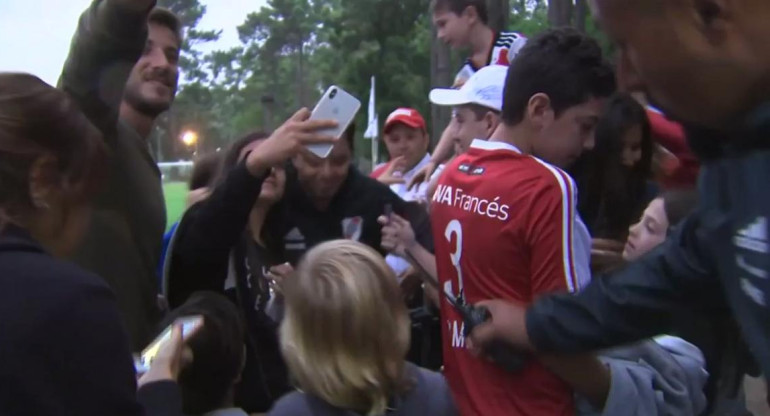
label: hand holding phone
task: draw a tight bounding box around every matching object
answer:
[135,315,203,377]
[306,86,361,158]
[245,109,338,175]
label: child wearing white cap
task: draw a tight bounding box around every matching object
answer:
[425,64,507,190]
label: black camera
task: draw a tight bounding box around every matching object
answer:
[329,87,338,99]
[460,303,528,372]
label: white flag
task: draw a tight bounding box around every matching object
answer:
[363,76,378,139]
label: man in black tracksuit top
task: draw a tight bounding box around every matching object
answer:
[266,126,433,265]
[468,0,770,391]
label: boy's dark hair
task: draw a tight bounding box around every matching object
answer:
[189,152,222,191]
[431,0,488,25]
[501,28,616,126]
[149,7,184,47]
[158,291,245,414]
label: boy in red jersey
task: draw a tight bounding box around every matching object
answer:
[430,28,616,415]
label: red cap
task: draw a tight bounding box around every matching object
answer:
[384,108,426,133]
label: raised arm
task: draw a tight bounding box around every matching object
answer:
[58,0,156,133]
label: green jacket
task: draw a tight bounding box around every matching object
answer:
[59,0,166,351]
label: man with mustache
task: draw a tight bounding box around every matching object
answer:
[59,0,181,350]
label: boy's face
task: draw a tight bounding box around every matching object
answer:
[383,124,429,172]
[433,8,471,49]
[452,106,496,154]
[533,96,605,169]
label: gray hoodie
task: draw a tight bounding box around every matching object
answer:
[577,335,708,416]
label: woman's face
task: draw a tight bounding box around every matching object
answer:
[623,197,669,261]
[238,139,286,205]
[621,124,644,169]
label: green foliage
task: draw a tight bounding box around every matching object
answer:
[155,0,616,162]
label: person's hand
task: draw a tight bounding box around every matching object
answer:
[267,262,294,296]
[375,156,407,185]
[466,299,533,354]
[138,323,196,387]
[186,187,211,207]
[246,108,337,175]
[590,238,625,272]
[377,213,417,258]
[406,160,437,191]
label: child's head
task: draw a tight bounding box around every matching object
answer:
[383,108,430,171]
[623,190,698,261]
[500,28,616,168]
[431,0,488,49]
[158,291,246,415]
[280,240,411,415]
[430,64,506,154]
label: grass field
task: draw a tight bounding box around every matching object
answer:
[163,182,188,231]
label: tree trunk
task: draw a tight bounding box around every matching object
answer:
[487,0,510,33]
[548,0,573,27]
[574,0,588,31]
[430,26,452,148]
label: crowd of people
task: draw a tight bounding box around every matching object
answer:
[1,0,769,415]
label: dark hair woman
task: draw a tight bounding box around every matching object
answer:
[572,93,656,272]
[0,73,187,415]
[163,108,338,412]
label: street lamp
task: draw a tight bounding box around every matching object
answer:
[181,130,198,156]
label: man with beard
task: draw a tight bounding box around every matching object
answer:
[59,0,180,350]
[468,0,770,399]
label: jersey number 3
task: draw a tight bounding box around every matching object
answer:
[444,220,465,301]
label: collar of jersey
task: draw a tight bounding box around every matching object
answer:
[469,139,522,154]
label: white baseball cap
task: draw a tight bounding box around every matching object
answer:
[429,65,507,112]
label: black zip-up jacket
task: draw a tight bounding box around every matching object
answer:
[266,164,433,265]
[0,225,182,416]
[526,104,770,383]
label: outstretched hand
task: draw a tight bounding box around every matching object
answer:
[375,156,407,185]
[406,160,437,191]
[466,299,534,356]
[246,108,337,175]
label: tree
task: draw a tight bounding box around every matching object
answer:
[547,0,572,27]
[487,0,510,33]
[153,0,222,160]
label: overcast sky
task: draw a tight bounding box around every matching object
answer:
[0,0,268,85]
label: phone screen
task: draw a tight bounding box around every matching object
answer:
[134,315,203,374]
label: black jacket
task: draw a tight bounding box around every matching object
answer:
[165,163,288,412]
[526,104,770,383]
[0,225,182,415]
[267,164,433,265]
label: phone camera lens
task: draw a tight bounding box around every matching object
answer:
[330,88,337,99]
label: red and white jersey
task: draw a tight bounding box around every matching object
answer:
[430,139,578,416]
[453,31,527,88]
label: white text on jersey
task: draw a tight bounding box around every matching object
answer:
[433,184,510,222]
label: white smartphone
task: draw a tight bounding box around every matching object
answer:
[306,85,361,158]
[134,315,203,374]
